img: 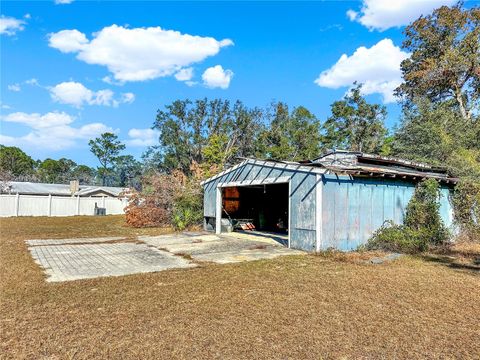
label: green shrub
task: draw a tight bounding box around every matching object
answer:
[452,179,480,241]
[367,179,449,253]
[403,179,450,245]
[367,222,429,253]
[171,180,203,231]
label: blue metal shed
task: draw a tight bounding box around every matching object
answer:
[201,151,456,252]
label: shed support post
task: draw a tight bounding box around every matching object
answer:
[14,193,20,217]
[315,174,323,252]
[47,194,52,217]
[215,186,222,234]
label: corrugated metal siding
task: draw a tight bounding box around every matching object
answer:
[321,175,454,251]
[203,181,217,217]
[289,172,317,251]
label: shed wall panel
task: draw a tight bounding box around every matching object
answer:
[289,172,317,251]
[321,176,454,251]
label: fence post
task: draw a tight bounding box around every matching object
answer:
[48,194,52,217]
[14,193,20,217]
[76,195,80,215]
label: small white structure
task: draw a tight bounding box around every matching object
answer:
[0,180,128,217]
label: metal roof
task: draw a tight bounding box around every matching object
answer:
[200,158,326,185]
[1,182,126,197]
[201,151,458,185]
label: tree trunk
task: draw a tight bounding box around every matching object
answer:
[454,87,471,121]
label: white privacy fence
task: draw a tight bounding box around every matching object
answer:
[0,194,128,217]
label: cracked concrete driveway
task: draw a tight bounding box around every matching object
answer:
[27,231,303,282]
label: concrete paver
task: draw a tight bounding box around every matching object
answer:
[26,237,125,246]
[26,231,303,283]
[29,242,195,282]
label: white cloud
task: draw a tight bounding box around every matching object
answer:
[50,82,93,107]
[0,15,25,36]
[48,25,233,82]
[175,67,194,82]
[121,92,135,104]
[202,65,233,89]
[127,128,159,147]
[8,84,21,92]
[314,38,410,103]
[48,29,88,53]
[347,0,456,31]
[346,9,357,21]
[55,0,74,4]
[1,111,112,150]
[25,78,39,86]
[3,111,73,128]
[101,75,124,86]
[49,81,134,108]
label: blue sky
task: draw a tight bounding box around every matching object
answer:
[0,0,463,166]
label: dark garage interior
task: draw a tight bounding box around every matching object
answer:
[222,183,289,234]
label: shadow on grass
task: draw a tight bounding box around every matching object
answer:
[420,254,480,273]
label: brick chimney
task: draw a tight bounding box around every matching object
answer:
[70,180,80,195]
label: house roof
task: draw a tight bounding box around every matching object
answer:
[201,151,458,185]
[1,181,126,197]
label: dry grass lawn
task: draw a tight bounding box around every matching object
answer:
[1,216,479,359]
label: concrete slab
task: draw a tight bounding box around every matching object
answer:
[160,239,271,256]
[26,237,125,246]
[142,232,302,264]
[192,247,303,264]
[26,231,303,283]
[221,231,289,247]
[140,234,221,247]
[28,242,195,282]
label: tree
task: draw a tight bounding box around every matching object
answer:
[153,98,265,175]
[396,3,480,121]
[154,99,207,174]
[322,84,387,153]
[89,133,126,185]
[392,98,480,179]
[230,101,265,159]
[0,145,36,179]
[71,165,96,185]
[259,102,321,160]
[38,158,77,183]
[113,155,142,188]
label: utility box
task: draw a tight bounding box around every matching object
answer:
[94,203,106,216]
[94,207,106,216]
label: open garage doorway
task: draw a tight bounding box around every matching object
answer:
[219,182,289,247]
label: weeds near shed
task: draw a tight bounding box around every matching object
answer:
[368,179,450,253]
[124,169,203,230]
[452,179,480,241]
